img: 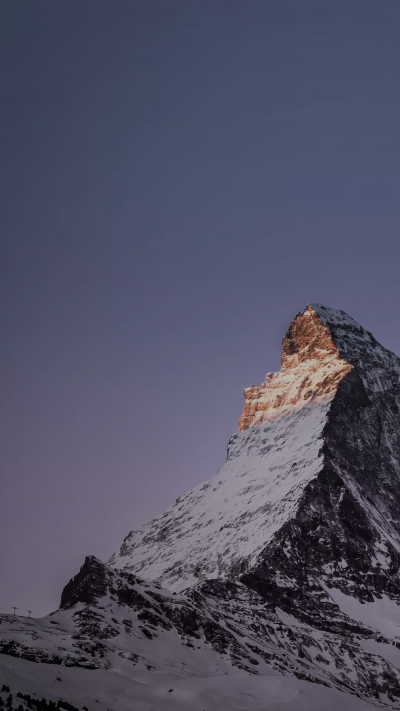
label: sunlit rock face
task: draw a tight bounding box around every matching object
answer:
[238,305,353,432]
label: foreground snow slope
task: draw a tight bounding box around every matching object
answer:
[0,654,384,711]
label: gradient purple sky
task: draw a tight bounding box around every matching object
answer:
[1,0,400,616]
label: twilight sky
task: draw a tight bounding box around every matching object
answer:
[1,0,400,616]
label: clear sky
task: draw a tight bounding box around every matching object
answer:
[1,0,400,616]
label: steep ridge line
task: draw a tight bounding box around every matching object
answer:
[2,554,400,705]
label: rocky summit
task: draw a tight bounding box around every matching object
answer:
[2,304,400,711]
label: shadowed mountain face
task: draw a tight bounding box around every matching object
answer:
[3,304,400,709]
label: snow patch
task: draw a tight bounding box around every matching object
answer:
[327,587,400,639]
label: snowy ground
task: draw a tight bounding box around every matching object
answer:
[0,654,386,711]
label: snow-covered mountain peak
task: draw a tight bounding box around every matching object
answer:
[281,304,347,369]
[4,304,400,709]
[109,303,398,594]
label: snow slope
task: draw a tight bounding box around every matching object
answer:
[110,400,331,590]
[0,654,386,711]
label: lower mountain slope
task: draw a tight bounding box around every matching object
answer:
[2,555,400,708]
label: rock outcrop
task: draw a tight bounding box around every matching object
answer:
[239,305,354,431]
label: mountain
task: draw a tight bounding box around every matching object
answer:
[2,303,400,710]
[110,304,400,615]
